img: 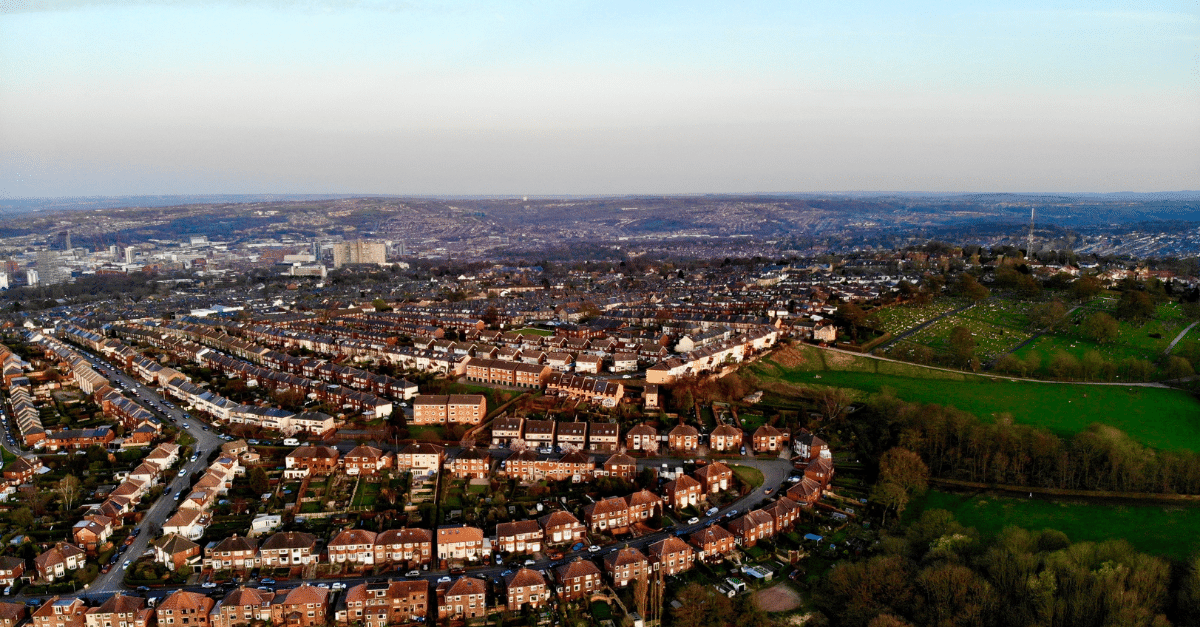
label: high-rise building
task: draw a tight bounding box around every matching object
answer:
[332,240,386,268]
[25,269,39,287]
[36,250,68,285]
[124,246,136,264]
[0,272,8,290]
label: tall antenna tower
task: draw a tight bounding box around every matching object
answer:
[1026,207,1036,261]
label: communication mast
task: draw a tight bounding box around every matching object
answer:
[1026,208,1036,261]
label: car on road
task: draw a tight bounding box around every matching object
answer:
[726,510,739,518]
[24,599,42,608]
[764,488,772,495]
[405,570,421,578]
[101,564,111,574]
[571,542,585,552]
[178,469,187,477]
[122,560,132,570]
[437,576,451,584]
[332,582,346,591]
[688,517,699,524]
[706,507,719,517]
[261,578,276,585]
[136,586,151,592]
[202,582,218,589]
[588,545,602,553]
[317,583,330,589]
[523,559,535,566]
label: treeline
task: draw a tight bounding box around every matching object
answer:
[814,509,1200,627]
[865,396,1200,495]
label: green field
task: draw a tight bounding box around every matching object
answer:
[871,298,965,335]
[916,489,1200,559]
[513,328,553,336]
[1013,302,1190,365]
[731,465,765,489]
[754,345,1200,452]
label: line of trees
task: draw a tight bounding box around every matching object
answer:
[859,395,1200,495]
[815,509,1197,627]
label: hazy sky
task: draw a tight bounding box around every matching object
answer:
[1,0,1197,197]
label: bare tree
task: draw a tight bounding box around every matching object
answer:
[509,438,527,453]
[56,475,81,513]
[816,387,855,422]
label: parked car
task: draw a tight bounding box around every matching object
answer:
[571,542,585,552]
[523,559,535,566]
[437,576,451,584]
[332,582,346,591]
[122,560,132,570]
[688,517,700,525]
[202,582,218,589]
[588,545,602,553]
[405,570,421,578]
[261,578,276,585]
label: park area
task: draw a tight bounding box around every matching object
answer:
[915,489,1200,559]
[871,297,966,335]
[1013,301,1193,365]
[750,345,1200,452]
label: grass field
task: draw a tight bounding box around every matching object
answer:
[731,465,765,489]
[754,345,1200,452]
[513,328,553,336]
[916,489,1200,559]
[1013,302,1191,366]
[871,298,966,335]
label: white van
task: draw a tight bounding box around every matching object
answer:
[283,438,300,447]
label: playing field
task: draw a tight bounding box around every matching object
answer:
[754,345,1200,452]
[917,489,1200,559]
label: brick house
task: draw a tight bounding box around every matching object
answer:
[805,457,835,489]
[667,425,700,453]
[411,395,486,425]
[726,510,774,546]
[762,496,802,533]
[32,597,86,627]
[624,424,658,451]
[786,476,823,506]
[374,528,433,569]
[490,416,524,446]
[556,422,587,449]
[523,420,556,449]
[693,462,733,494]
[555,558,602,602]
[328,529,378,566]
[0,557,25,587]
[538,511,586,546]
[284,446,340,478]
[588,422,619,451]
[436,526,485,563]
[395,443,445,476]
[495,520,543,555]
[448,448,491,479]
[83,594,151,627]
[342,446,392,477]
[437,577,486,621]
[203,535,258,572]
[708,425,743,452]
[0,602,27,627]
[603,547,649,588]
[603,453,637,480]
[210,586,274,627]
[2,456,42,484]
[688,525,736,562]
[155,590,214,627]
[647,537,695,576]
[583,496,630,534]
[34,543,86,582]
[337,580,428,627]
[626,490,663,524]
[752,425,787,453]
[259,531,319,568]
[152,533,201,572]
[663,475,703,511]
[505,568,548,611]
[269,584,330,627]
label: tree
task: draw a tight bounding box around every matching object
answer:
[249,467,270,495]
[1071,275,1103,301]
[953,274,989,302]
[56,475,81,513]
[1029,299,1067,330]
[10,506,34,530]
[672,583,733,627]
[1116,290,1156,321]
[877,448,929,496]
[948,326,975,366]
[1163,356,1194,381]
[836,303,870,343]
[1081,312,1119,344]
[871,481,910,528]
[815,387,856,422]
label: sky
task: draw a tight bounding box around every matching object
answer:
[1,0,1197,197]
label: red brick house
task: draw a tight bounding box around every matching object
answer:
[338,580,428,627]
[689,525,736,562]
[437,577,486,621]
[708,425,743,452]
[663,475,703,511]
[539,511,586,546]
[667,425,700,453]
[155,590,214,627]
[603,453,637,480]
[693,462,733,494]
[555,558,602,601]
[603,547,649,588]
[505,568,548,611]
[374,528,433,569]
[495,520,542,555]
[647,537,695,576]
[583,496,630,534]
[269,585,331,627]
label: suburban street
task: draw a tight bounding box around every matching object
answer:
[74,351,226,596]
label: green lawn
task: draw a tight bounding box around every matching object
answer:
[731,465,765,489]
[917,489,1200,559]
[513,328,553,336]
[1014,302,1191,366]
[755,345,1200,452]
[871,298,966,335]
